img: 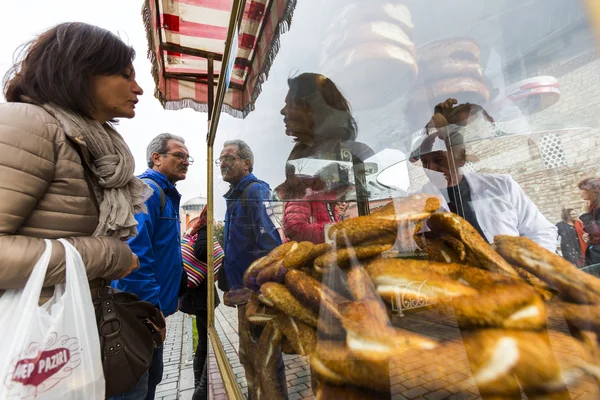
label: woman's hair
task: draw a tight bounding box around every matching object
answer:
[197,205,208,228]
[561,208,574,222]
[578,177,600,212]
[286,73,357,141]
[3,22,135,118]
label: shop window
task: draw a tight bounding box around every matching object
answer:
[538,132,567,169]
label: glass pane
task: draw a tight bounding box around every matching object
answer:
[212,0,600,398]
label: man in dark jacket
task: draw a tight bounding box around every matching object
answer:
[112,133,190,400]
[219,139,281,288]
[218,139,286,399]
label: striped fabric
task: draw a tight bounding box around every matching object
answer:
[143,0,297,118]
[182,233,224,288]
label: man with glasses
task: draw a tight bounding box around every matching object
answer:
[218,139,282,289]
[112,133,191,400]
[218,139,285,399]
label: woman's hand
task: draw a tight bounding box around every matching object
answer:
[119,253,139,278]
[583,233,590,244]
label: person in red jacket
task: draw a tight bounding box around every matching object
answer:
[281,171,340,244]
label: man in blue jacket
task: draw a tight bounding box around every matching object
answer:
[218,139,285,399]
[112,133,190,400]
[219,139,282,288]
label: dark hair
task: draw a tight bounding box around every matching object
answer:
[561,208,574,222]
[3,22,135,118]
[444,103,494,126]
[578,177,600,212]
[287,73,357,142]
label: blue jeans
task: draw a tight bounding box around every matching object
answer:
[109,346,164,400]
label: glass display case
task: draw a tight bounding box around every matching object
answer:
[207,0,600,398]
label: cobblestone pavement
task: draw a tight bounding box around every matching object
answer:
[210,302,315,400]
[152,312,196,400]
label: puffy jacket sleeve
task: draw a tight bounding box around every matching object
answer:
[0,110,132,289]
[283,201,327,244]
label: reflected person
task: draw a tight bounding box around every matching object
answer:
[410,100,557,251]
[218,139,286,399]
[281,72,373,162]
[279,73,369,242]
[578,178,600,265]
[556,208,586,267]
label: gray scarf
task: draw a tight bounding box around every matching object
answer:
[40,103,152,239]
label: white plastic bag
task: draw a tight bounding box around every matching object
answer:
[0,239,105,399]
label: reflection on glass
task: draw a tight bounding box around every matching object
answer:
[210,1,600,398]
[410,98,557,251]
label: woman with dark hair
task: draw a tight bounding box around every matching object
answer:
[578,178,600,265]
[179,205,222,400]
[556,208,585,267]
[279,73,370,244]
[282,72,372,161]
[1,22,147,396]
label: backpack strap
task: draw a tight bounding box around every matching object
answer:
[240,181,259,210]
[142,178,166,213]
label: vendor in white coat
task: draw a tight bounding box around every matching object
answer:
[409,102,557,252]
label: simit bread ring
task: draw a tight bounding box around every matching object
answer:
[223,286,253,306]
[441,283,547,330]
[276,313,317,357]
[494,235,600,304]
[339,298,438,357]
[328,194,441,247]
[346,265,382,301]
[366,259,478,306]
[256,321,288,399]
[463,329,597,397]
[259,282,319,327]
[284,270,347,320]
[282,241,324,270]
[314,244,393,270]
[418,37,481,65]
[243,241,300,290]
[426,213,519,277]
[414,233,464,263]
[513,265,557,301]
[310,341,392,393]
[245,293,278,326]
[556,301,600,333]
[256,261,287,286]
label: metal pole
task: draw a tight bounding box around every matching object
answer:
[205,1,246,399]
[206,144,215,326]
[207,57,215,119]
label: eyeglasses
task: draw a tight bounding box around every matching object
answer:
[163,152,194,165]
[215,155,240,166]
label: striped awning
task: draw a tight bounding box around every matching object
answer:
[143,0,297,118]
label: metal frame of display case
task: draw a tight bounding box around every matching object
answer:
[205,1,246,399]
[203,1,600,398]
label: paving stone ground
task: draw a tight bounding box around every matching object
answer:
[210,299,314,400]
[152,312,196,400]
